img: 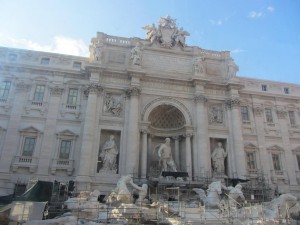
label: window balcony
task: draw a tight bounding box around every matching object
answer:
[60,104,81,118]
[12,155,38,173]
[24,100,48,115]
[51,158,74,176]
[270,170,288,184]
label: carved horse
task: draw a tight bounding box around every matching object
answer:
[107,175,133,204]
[193,181,223,208]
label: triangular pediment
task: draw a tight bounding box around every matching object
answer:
[267,145,284,152]
[244,143,257,149]
[56,129,77,137]
[19,126,42,134]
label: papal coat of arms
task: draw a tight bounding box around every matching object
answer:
[143,16,190,49]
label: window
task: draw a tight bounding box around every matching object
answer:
[246,152,256,170]
[288,111,296,126]
[284,87,289,94]
[272,153,281,171]
[41,57,50,65]
[33,85,45,102]
[59,140,72,159]
[22,137,36,156]
[67,88,78,106]
[0,81,11,99]
[265,108,273,123]
[73,61,82,69]
[8,54,17,61]
[297,155,300,170]
[261,84,267,91]
[241,106,249,122]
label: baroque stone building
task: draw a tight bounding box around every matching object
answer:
[0,16,300,195]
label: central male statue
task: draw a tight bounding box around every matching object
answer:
[156,138,177,172]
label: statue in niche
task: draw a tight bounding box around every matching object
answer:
[154,138,177,172]
[130,42,143,66]
[99,135,118,173]
[104,94,122,116]
[193,57,205,75]
[211,142,227,174]
[209,105,223,124]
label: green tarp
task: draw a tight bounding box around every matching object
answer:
[15,180,53,202]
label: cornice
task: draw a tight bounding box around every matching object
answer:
[1,64,88,78]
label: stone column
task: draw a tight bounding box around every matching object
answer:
[226,97,247,178]
[172,136,180,168]
[0,81,31,173]
[140,129,148,179]
[125,86,141,175]
[37,86,64,176]
[76,83,102,190]
[193,94,209,178]
[184,132,193,180]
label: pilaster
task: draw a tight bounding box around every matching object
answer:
[76,82,103,190]
[193,94,210,177]
[225,97,247,178]
[124,82,141,175]
[37,85,65,175]
[0,81,31,173]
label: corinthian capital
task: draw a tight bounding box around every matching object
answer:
[125,86,141,97]
[193,94,207,103]
[84,83,103,96]
[225,97,240,109]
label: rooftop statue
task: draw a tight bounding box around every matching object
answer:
[143,16,189,49]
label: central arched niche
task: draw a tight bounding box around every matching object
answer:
[148,104,186,134]
[147,104,187,176]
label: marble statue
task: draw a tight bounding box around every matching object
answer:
[263,193,297,219]
[143,23,158,45]
[155,138,177,172]
[143,16,190,49]
[174,27,190,47]
[92,43,104,63]
[225,184,245,206]
[130,180,148,205]
[193,57,205,75]
[211,142,227,174]
[193,181,223,208]
[130,42,143,66]
[108,175,133,204]
[99,135,118,173]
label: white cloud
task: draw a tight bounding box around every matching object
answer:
[267,6,274,12]
[231,48,245,54]
[248,11,263,18]
[209,19,223,25]
[0,34,89,56]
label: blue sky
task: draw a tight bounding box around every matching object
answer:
[0,0,299,84]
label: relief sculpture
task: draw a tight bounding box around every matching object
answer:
[208,105,223,125]
[104,93,122,116]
